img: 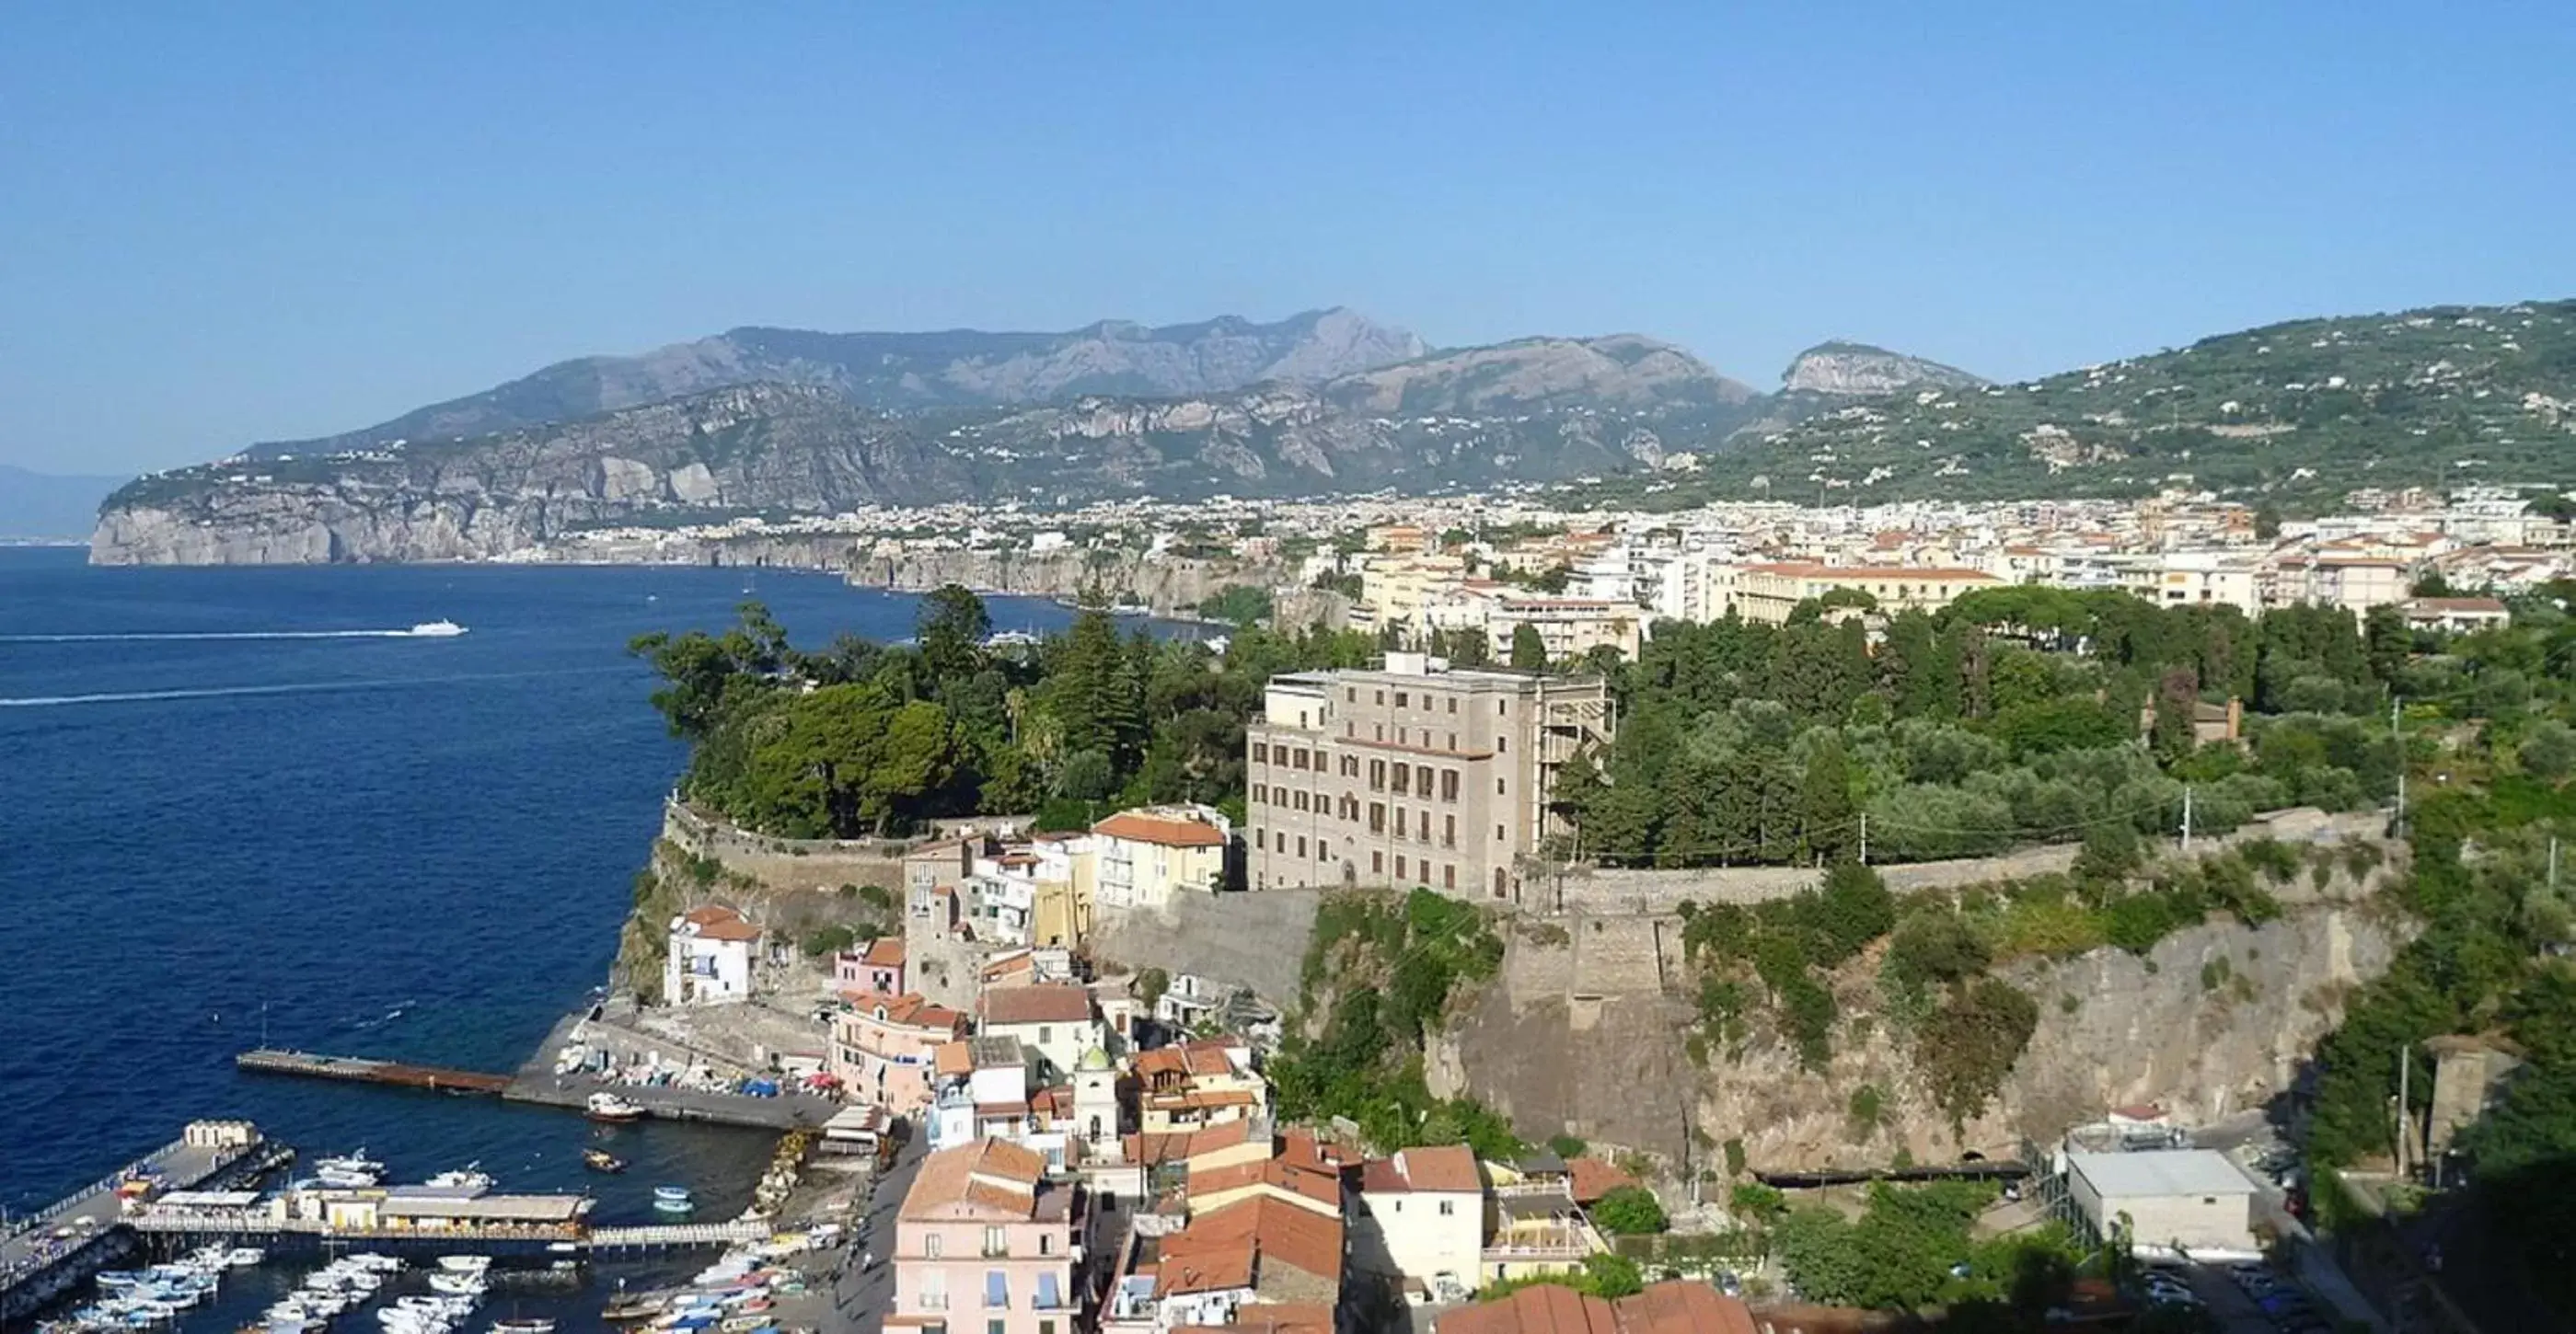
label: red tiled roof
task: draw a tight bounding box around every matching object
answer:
[1167,1195,1345,1289]
[1390,1144,1482,1192]
[1093,811,1229,848]
[843,991,967,1035]
[1186,1156,1342,1213]
[1432,1282,1758,1334]
[900,1138,1046,1221]
[979,983,1093,1026]
[678,905,762,942]
[861,937,906,968]
[1565,1156,1635,1206]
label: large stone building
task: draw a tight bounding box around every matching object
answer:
[1242,653,1611,904]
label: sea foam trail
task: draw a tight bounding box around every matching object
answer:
[0,666,626,708]
[0,627,449,643]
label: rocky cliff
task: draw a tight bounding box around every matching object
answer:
[93,385,958,565]
[1432,868,2404,1167]
[1781,340,1986,396]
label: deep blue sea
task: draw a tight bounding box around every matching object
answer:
[0,548,1079,1323]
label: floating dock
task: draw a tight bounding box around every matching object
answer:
[235,1048,512,1095]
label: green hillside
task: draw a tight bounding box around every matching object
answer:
[1579,298,2576,508]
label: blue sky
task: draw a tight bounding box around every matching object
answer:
[4,4,2570,476]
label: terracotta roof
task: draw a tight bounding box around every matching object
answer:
[1156,1236,1257,1295]
[2406,596,2508,613]
[861,937,906,968]
[1148,1087,1262,1111]
[1172,1303,1336,1334]
[1433,1282,1757,1334]
[1128,1130,1194,1166]
[1565,1156,1635,1206]
[1279,1130,1357,1174]
[980,983,1094,1027]
[1093,811,1229,848]
[1167,1195,1345,1289]
[1137,1040,1242,1079]
[1382,1144,1482,1193]
[933,1041,975,1077]
[1182,1117,1262,1160]
[843,991,967,1035]
[677,905,762,942]
[1185,1156,1342,1213]
[900,1138,1046,1221]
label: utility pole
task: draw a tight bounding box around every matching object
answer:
[2397,1044,2413,1179]
[2180,786,2194,852]
[2549,836,2560,893]
[2392,697,2407,837]
[1859,812,1869,866]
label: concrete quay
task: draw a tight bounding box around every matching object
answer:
[0,1125,275,1325]
[502,1012,842,1132]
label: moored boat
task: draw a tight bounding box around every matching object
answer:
[582,1148,627,1173]
[584,1092,645,1123]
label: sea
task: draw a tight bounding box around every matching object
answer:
[0,547,1081,1328]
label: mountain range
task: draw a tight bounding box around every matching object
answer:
[89,298,2576,564]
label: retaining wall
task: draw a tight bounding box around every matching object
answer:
[1089,888,1330,1006]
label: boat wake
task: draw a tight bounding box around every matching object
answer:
[0,624,465,643]
[0,665,623,708]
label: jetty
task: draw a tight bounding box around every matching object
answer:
[0,1122,278,1324]
[235,1048,512,1095]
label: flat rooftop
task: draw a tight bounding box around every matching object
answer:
[2067,1149,2256,1200]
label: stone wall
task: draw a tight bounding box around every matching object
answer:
[1088,889,1331,1006]
[1538,807,2391,915]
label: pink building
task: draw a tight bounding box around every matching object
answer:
[833,991,969,1118]
[837,937,908,996]
[890,1138,1088,1334]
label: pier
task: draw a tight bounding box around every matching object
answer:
[0,1123,274,1324]
[235,1048,512,1095]
[497,1014,840,1132]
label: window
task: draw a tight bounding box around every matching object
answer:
[1392,765,1410,795]
[1369,802,1386,833]
[1371,850,1384,874]
[1297,836,1308,857]
[1369,760,1386,790]
[1393,809,1407,838]
[1448,697,1458,714]
[1251,783,1264,804]
[1416,764,1434,794]
[1318,841,1329,862]
[984,1225,1008,1257]
[1448,732,1458,752]
[1395,856,1407,880]
[1438,1199,1455,1216]
[1253,742,1268,764]
[1346,687,1356,702]
[1035,1028,1050,1048]
[1035,1273,1064,1311]
[1494,868,1508,898]
[984,1271,1009,1307]
[1295,790,1310,812]
[1375,690,1385,705]
[1497,735,1507,753]
[1293,749,1309,771]
[1444,814,1456,847]
[918,1269,948,1308]
[925,1234,944,1259]
[1394,691,1409,708]
[1497,778,1507,796]
[1498,700,1507,716]
[1496,823,1506,840]
[1443,864,1456,890]
[1255,829,1265,850]
[1442,769,1460,801]
[1038,1234,1053,1256]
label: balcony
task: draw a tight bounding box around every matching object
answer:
[913,1294,949,1312]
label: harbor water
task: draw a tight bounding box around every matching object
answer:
[0,548,1080,1328]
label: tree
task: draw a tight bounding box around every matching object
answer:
[1589,1185,1669,1236]
[1798,735,1858,861]
[915,584,991,687]
[1134,967,1171,1008]
[1509,623,1549,670]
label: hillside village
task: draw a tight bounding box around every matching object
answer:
[566,470,2576,1334]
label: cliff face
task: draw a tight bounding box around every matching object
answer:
[93,385,959,565]
[1434,883,2400,1167]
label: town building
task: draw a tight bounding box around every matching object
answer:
[1352,1144,1487,1303]
[891,1138,1088,1334]
[1092,806,1233,910]
[2061,1149,2258,1255]
[979,983,1105,1083]
[1477,1154,1608,1285]
[1134,1037,1267,1135]
[831,991,969,1118]
[1715,561,2004,625]
[837,937,908,996]
[1244,653,1612,904]
[663,905,761,1006]
[1484,598,1641,663]
[2402,596,2512,634]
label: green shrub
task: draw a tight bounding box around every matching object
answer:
[1590,1185,1669,1236]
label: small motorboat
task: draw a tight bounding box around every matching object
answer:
[408,621,467,638]
[425,1273,485,1297]
[584,1092,645,1123]
[493,1320,557,1334]
[424,1166,495,1193]
[225,1248,266,1268]
[434,1257,492,1276]
[313,1149,384,1175]
[651,1185,693,1213]
[583,1148,628,1174]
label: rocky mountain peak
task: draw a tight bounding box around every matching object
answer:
[1782,339,1986,396]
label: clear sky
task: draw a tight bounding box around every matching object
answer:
[4,3,2570,476]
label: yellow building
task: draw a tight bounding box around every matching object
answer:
[1719,561,2002,625]
[1092,805,1232,910]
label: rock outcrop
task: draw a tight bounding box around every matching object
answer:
[1434,868,2403,1168]
[1781,340,1986,397]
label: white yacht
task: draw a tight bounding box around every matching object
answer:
[408,621,467,638]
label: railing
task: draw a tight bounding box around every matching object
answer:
[1,1137,188,1244]
[913,1294,949,1312]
